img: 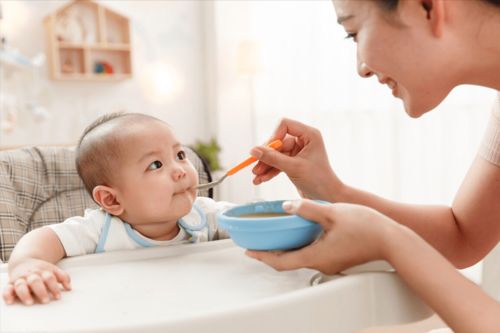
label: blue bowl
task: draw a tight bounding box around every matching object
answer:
[217,200,322,250]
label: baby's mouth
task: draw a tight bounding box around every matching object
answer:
[176,186,196,195]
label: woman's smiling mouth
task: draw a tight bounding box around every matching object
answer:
[384,79,398,97]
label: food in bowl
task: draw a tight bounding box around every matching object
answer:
[238,213,290,218]
[218,200,322,250]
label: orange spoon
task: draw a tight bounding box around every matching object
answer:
[196,139,282,190]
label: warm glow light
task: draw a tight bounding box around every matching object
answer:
[151,70,174,95]
[0,1,30,39]
[237,40,263,76]
[139,62,183,104]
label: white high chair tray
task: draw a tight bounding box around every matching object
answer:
[0,239,432,333]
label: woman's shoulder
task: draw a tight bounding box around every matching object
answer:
[478,92,500,166]
[491,91,500,119]
[494,91,500,119]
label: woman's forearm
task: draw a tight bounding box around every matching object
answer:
[333,157,500,268]
[335,185,473,267]
[384,225,500,333]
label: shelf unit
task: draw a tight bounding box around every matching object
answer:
[44,0,132,81]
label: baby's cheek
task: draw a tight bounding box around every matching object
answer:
[181,196,195,216]
[188,165,199,185]
[186,188,197,204]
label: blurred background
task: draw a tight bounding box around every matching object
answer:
[0,0,496,206]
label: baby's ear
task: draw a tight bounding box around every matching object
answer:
[92,185,124,216]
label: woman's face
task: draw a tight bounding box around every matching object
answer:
[333,0,457,117]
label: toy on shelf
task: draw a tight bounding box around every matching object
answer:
[94,61,114,74]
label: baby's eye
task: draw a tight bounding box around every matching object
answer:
[176,150,186,161]
[148,160,163,170]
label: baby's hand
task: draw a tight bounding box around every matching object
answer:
[3,258,71,305]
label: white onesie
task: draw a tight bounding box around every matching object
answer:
[48,197,233,257]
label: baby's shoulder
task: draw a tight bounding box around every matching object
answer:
[61,208,111,228]
[82,208,109,221]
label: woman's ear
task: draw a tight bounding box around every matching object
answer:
[92,185,124,216]
[421,0,445,37]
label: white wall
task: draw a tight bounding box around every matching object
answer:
[208,1,259,203]
[0,0,210,147]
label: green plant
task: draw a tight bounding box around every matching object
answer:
[192,137,222,171]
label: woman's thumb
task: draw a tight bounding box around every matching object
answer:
[250,146,294,171]
[282,199,333,230]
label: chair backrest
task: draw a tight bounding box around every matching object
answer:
[0,146,212,262]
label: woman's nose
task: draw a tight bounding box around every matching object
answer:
[357,61,374,78]
[171,166,186,181]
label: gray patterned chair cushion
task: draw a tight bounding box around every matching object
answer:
[0,146,212,262]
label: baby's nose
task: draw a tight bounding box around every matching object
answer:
[171,167,186,181]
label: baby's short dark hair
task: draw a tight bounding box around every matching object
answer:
[76,112,161,196]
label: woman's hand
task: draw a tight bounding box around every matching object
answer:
[3,258,71,305]
[250,118,342,201]
[246,200,399,275]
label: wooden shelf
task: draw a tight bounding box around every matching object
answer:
[44,0,132,81]
[58,42,131,51]
[53,73,132,81]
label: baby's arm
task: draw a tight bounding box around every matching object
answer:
[385,226,500,333]
[2,227,71,305]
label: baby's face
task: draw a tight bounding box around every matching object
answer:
[112,120,198,225]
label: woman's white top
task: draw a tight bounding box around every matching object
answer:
[48,197,232,256]
[479,93,500,165]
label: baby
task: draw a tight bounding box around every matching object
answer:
[3,112,232,306]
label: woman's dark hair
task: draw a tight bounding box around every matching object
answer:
[378,0,500,11]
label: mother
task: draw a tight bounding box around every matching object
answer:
[247,1,500,332]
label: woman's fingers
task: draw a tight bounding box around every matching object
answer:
[245,250,298,271]
[250,145,299,174]
[246,241,324,272]
[283,200,334,231]
[251,136,299,185]
[246,249,306,271]
[250,118,323,189]
[245,200,338,272]
[273,118,317,140]
[253,136,297,174]
[253,168,281,185]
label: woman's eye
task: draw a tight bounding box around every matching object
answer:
[148,160,163,170]
[176,150,186,161]
[344,32,357,42]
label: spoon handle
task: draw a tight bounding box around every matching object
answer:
[226,140,282,176]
